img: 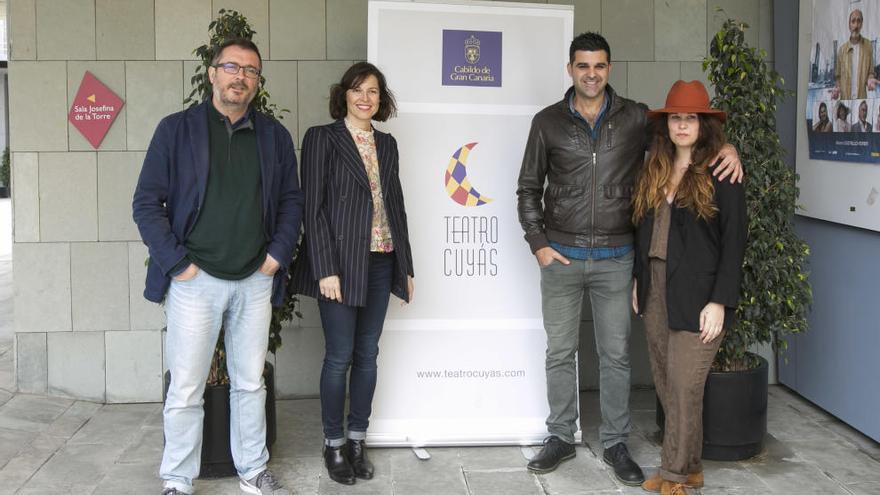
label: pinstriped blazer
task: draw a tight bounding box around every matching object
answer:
[291,119,414,307]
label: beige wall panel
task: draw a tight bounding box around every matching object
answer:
[98,152,143,242]
[628,61,682,109]
[155,0,212,60]
[601,0,654,61]
[35,0,96,60]
[128,243,166,331]
[9,0,37,60]
[212,0,271,59]
[759,0,774,61]
[125,61,184,151]
[552,0,602,35]
[96,0,156,60]
[262,61,299,145]
[9,61,68,152]
[16,333,48,394]
[655,0,707,62]
[67,62,127,152]
[608,60,628,97]
[47,332,106,402]
[11,153,39,243]
[708,0,760,52]
[270,0,326,60]
[71,242,129,331]
[13,242,72,333]
[297,61,353,139]
[106,330,163,402]
[39,152,98,242]
[327,0,368,61]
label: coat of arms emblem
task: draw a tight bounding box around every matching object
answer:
[464,35,481,64]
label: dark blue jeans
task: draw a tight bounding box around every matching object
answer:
[318,252,394,442]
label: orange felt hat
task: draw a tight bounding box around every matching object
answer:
[647,80,726,122]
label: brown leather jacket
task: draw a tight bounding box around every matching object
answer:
[517,85,648,253]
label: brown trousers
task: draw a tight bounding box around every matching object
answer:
[643,259,723,483]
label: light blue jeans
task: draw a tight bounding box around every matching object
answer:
[540,251,634,448]
[160,269,273,494]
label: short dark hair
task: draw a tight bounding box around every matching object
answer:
[210,38,263,67]
[569,32,611,64]
[329,62,397,122]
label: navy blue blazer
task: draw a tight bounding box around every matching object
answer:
[132,100,304,306]
[291,119,414,307]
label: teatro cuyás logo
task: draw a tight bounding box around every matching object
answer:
[444,143,492,207]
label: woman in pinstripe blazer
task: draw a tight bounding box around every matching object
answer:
[291,62,414,486]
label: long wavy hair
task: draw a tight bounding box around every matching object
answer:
[632,113,726,223]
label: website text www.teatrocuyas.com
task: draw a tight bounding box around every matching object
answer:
[415,369,526,379]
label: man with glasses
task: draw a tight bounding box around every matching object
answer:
[133,38,303,495]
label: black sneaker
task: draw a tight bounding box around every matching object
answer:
[526,436,576,473]
[602,442,645,486]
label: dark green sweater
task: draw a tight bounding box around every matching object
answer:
[184,103,266,280]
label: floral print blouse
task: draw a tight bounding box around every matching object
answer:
[345,118,395,253]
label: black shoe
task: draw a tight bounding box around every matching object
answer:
[346,439,374,480]
[602,442,645,486]
[323,444,356,485]
[526,436,576,473]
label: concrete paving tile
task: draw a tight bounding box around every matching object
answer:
[465,470,544,495]
[0,394,72,432]
[92,461,157,492]
[768,386,835,423]
[848,482,880,495]
[786,438,880,483]
[118,425,163,464]
[267,456,322,495]
[699,460,770,490]
[43,400,102,439]
[766,403,832,442]
[458,446,529,471]
[536,450,617,494]
[0,434,66,492]
[817,418,880,461]
[317,471,393,494]
[193,477,243,494]
[68,403,158,446]
[390,447,468,495]
[0,390,11,408]
[16,484,99,495]
[272,398,324,458]
[743,456,851,494]
[0,427,38,469]
[24,442,119,488]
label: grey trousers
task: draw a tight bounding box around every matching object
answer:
[539,251,634,447]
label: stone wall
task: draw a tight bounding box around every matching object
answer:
[9,0,773,402]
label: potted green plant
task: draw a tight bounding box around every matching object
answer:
[655,18,812,461]
[0,147,9,198]
[163,8,300,478]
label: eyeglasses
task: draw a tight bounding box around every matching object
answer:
[213,62,261,79]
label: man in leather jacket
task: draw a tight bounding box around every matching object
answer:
[516,32,742,484]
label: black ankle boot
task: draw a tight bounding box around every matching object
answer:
[323,444,356,485]
[346,439,374,480]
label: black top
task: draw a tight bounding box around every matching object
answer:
[184,102,266,280]
[633,176,747,332]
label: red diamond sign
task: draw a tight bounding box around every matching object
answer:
[68,71,124,149]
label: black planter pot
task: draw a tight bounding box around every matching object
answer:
[0,186,8,198]
[655,355,768,461]
[163,362,277,478]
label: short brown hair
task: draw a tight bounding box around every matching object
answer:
[210,38,263,67]
[329,62,397,122]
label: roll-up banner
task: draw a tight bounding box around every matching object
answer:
[367,0,575,446]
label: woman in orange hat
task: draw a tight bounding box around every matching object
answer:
[631,80,747,495]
